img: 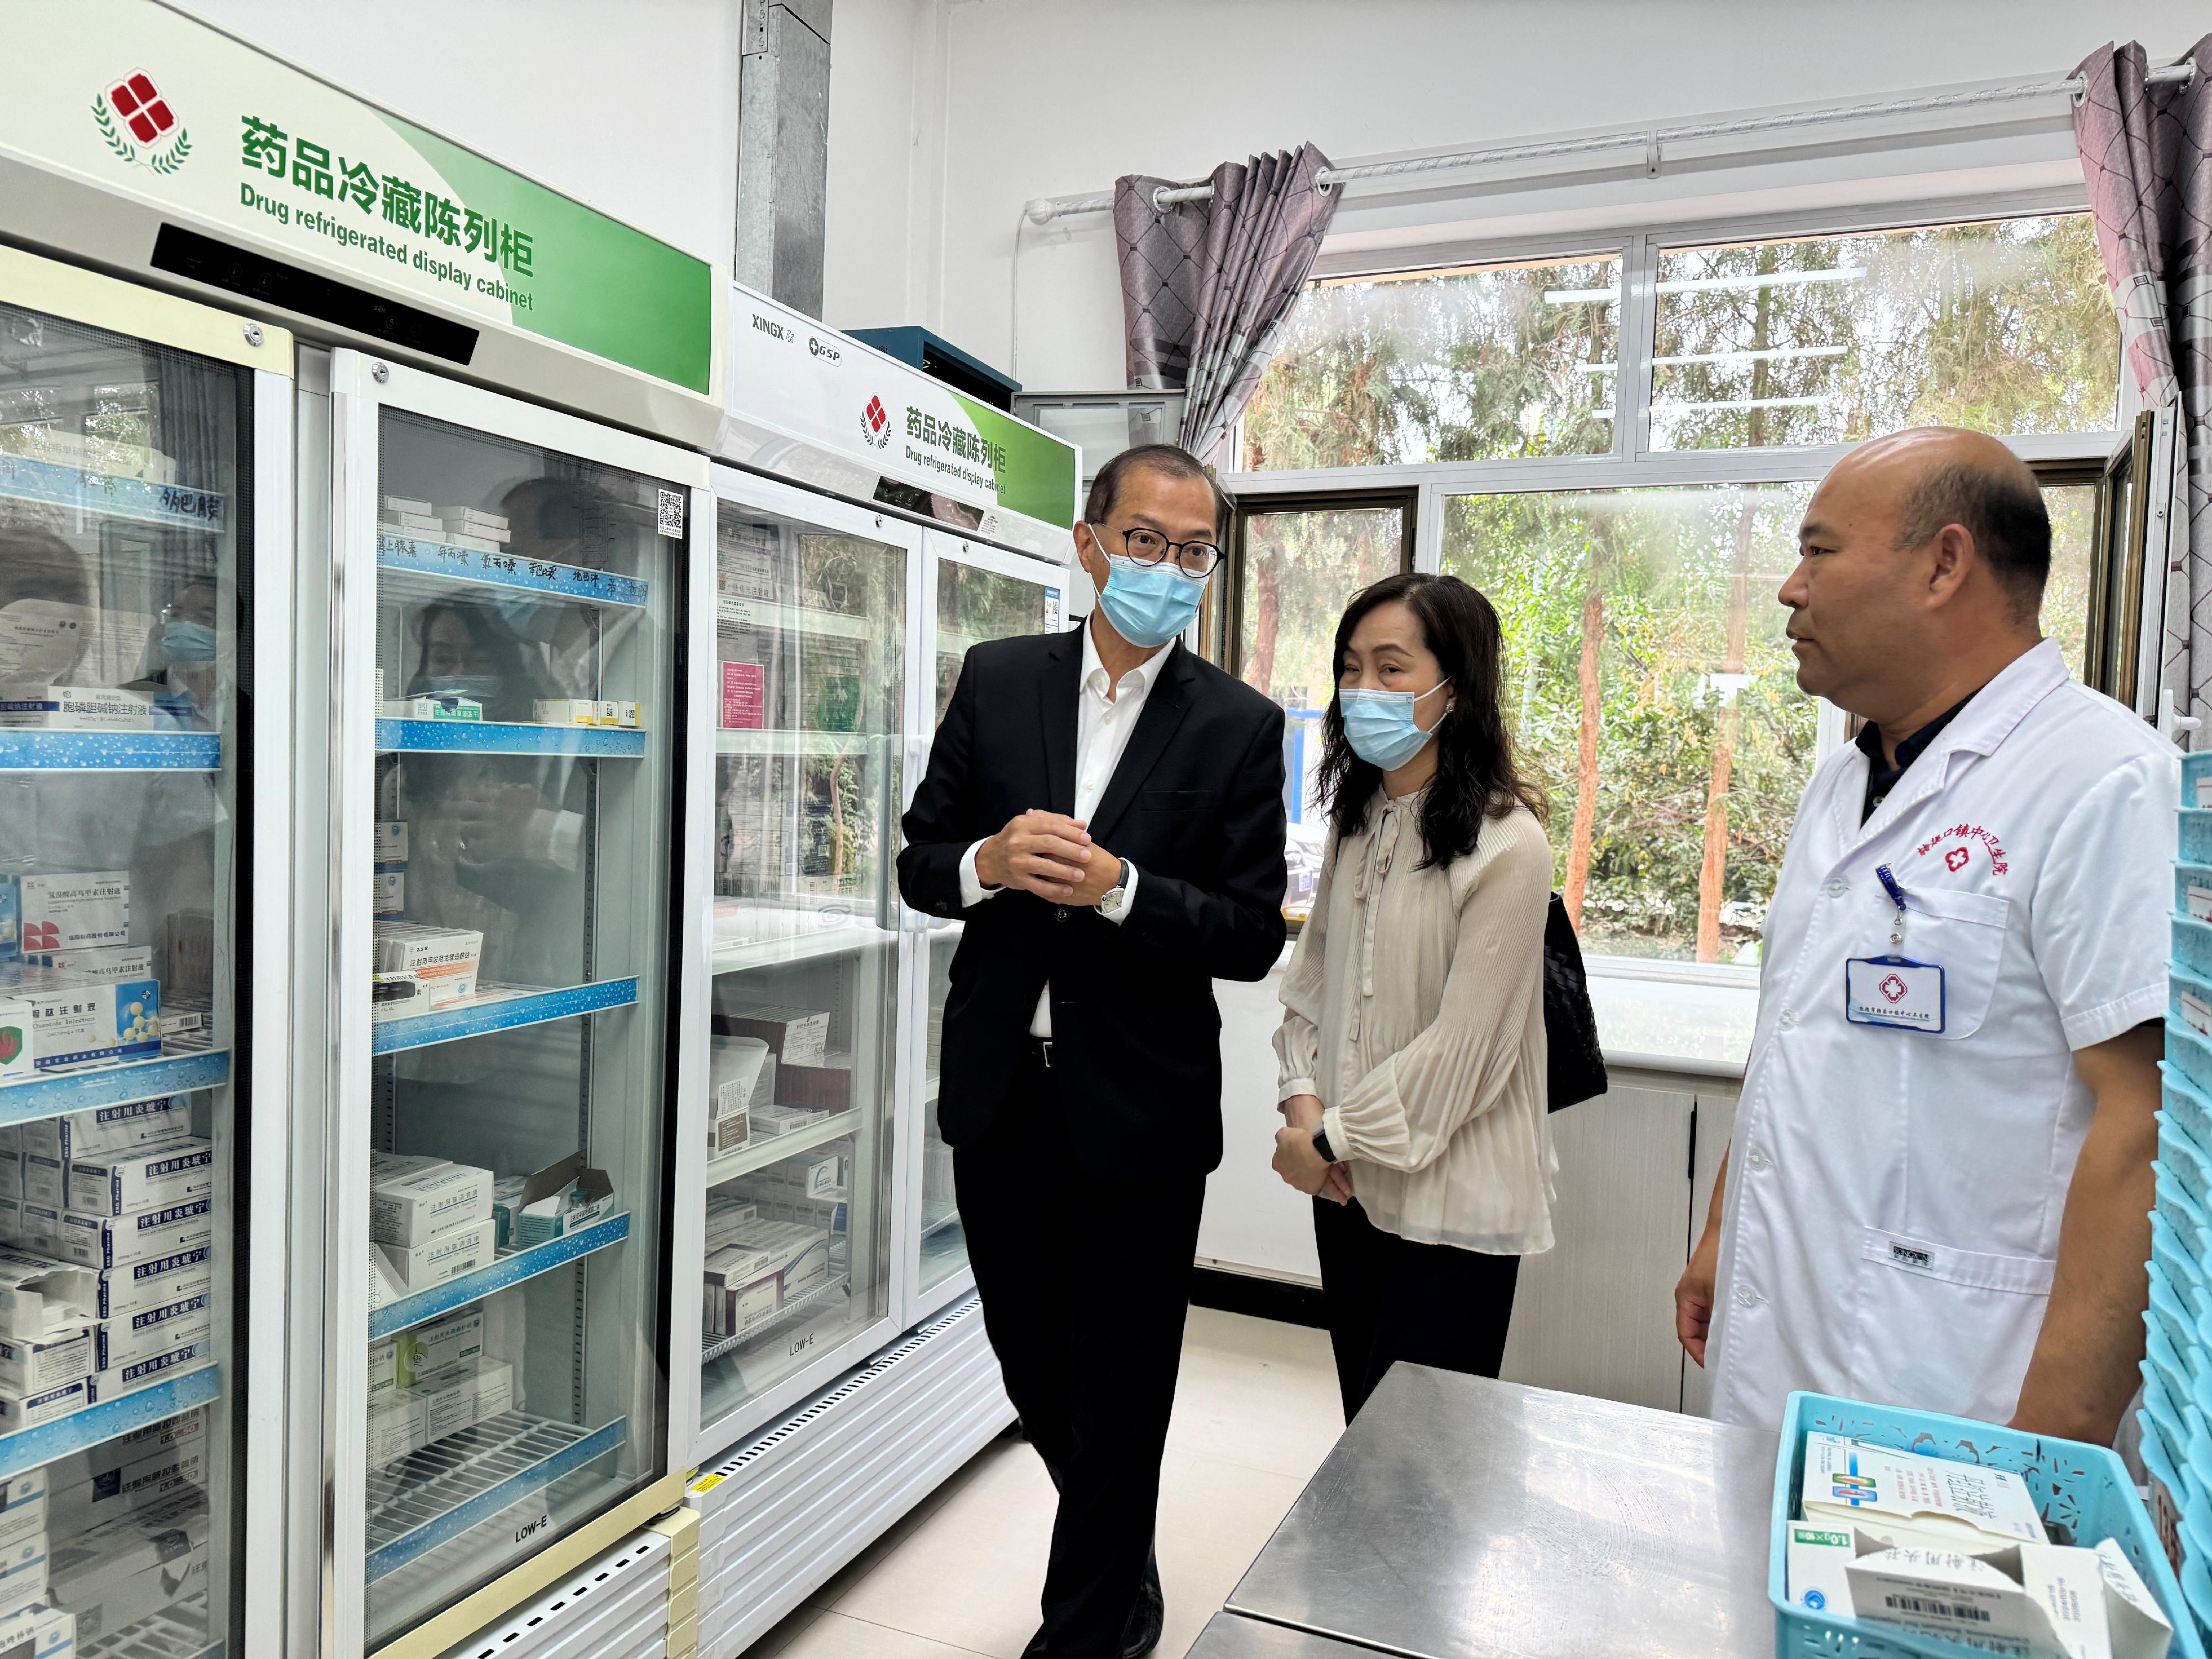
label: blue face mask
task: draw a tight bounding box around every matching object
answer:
[1094,552,1207,651]
[160,620,217,665]
[1340,680,1452,772]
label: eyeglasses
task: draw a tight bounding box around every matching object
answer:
[1102,524,1221,578]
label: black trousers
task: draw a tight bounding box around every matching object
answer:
[955,1051,1206,1659]
[1312,1194,1522,1421]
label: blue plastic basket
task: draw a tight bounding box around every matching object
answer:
[2183,751,2212,806]
[2178,863,2212,922]
[1771,1391,2204,1659]
[2173,1064,2212,1157]
[2164,1164,2212,1261]
[2183,811,2212,869]
[2180,963,2212,1041]
[2168,1114,2212,1215]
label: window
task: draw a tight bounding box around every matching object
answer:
[1242,255,1620,469]
[1224,208,2126,968]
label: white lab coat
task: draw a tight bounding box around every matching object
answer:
[1709,639,2176,1430]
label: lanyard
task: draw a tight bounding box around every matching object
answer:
[1875,863,1908,949]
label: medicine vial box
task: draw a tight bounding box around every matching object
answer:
[371,924,483,978]
[44,1198,215,1269]
[374,821,409,865]
[367,1391,425,1465]
[19,945,153,982]
[370,1161,492,1248]
[372,870,405,917]
[0,686,165,730]
[50,1438,206,1531]
[0,998,29,1084]
[0,1606,69,1659]
[18,874,128,953]
[0,1378,84,1429]
[85,1328,214,1401]
[26,979,160,1070]
[95,1290,211,1370]
[66,1140,213,1217]
[714,1004,831,1068]
[397,1307,484,1388]
[93,1246,212,1323]
[0,1329,92,1391]
[0,1538,48,1625]
[0,1249,92,1342]
[375,1215,496,1295]
[533,699,604,728]
[22,1096,191,1163]
[409,1356,513,1442]
[378,696,483,723]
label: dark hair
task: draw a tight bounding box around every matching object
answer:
[1083,444,1230,540]
[408,598,547,721]
[1317,572,1545,866]
[0,526,90,611]
[1893,458,2051,614]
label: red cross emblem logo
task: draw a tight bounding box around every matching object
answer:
[1945,847,1969,872]
[92,70,192,174]
[1880,973,1908,1004]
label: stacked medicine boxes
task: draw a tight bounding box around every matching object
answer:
[2150,749,2212,1636]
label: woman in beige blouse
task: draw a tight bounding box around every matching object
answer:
[1270,572,1554,1420]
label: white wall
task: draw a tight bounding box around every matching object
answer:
[826,0,2210,391]
[173,0,740,272]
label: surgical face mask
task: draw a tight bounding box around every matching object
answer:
[0,599,89,687]
[1095,552,1207,651]
[160,619,217,665]
[1340,679,1453,772]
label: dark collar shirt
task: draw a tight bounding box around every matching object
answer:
[1856,692,1979,823]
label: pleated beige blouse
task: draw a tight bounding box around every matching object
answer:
[1274,787,1557,1254]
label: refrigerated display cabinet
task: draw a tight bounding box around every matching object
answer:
[0,245,295,1658]
[905,528,1068,1327]
[318,350,705,1657]
[677,468,920,1466]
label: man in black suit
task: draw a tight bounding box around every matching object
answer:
[899,445,1288,1659]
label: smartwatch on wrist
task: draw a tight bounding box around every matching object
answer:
[1311,1123,1334,1163]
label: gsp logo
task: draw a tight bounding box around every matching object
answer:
[92,70,193,175]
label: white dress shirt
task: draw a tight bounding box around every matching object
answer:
[958,619,1167,1036]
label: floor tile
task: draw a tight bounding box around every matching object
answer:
[776,1611,999,1659]
[1168,1308,1342,1481]
[740,1602,824,1659]
[1153,1449,1311,1659]
[805,1430,1011,1609]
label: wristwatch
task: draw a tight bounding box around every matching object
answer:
[1312,1123,1335,1162]
[1098,857,1130,917]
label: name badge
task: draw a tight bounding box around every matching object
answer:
[1844,955,1945,1033]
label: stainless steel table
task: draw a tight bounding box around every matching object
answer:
[1185,1613,1387,1659]
[1225,1366,1781,1659]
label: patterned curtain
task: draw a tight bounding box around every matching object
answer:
[1114,144,1339,465]
[2074,37,2212,729]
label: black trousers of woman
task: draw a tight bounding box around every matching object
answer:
[1312,1194,1522,1421]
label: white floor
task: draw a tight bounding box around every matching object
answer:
[735,1306,1343,1659]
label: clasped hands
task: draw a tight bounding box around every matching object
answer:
[978,809,1120,906]
[1274,1093,1352,1205]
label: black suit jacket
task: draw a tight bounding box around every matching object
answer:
[898,627,1288,1178]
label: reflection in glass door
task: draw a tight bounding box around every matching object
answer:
[912,535,1068,1317]
[0,269,284,1659]
[336,358,690,1652]
[696,476,908,1452]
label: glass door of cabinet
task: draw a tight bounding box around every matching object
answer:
[0,251,294,1659]
[906,530,1070,1324]
[688,469,914,1461]
[327,352,700,1656]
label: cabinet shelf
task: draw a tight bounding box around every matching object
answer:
[375,721,648,758]
[716,595,870,639]
[364,1412,627,1583]
[81,1606,218,1659]
[371,978,638,1056]
[0,1050,230,1124]
[369,1212,632,1339]
[711,920,894,976]
[704,1107,859,1187]
[0,1360,220,1481]
[701,1275,851,1366]
[713,728,886,758]
[0,454,226,531]
[379,535,650,608]
[0,729,221,771]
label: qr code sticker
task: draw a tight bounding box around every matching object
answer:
[658,489,685,538]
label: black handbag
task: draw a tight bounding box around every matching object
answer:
[1543,892,1607,1111]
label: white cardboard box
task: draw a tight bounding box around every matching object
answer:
[1801,1432,2047,1552]
[84,1329,214,1401]
[374,821,409,864]
[18,945,153,982]
[25,978,160,1071]
[367,1337,399,1399]
[0,1250,94,1344]
[0,1379,83,1429]
[50,1438,206,1530]
[367,1390,425,1465]
[370,1161,492,1248]
[20,1095,191,1162]
[1846,1538,2172,1659]
[409,1357,513,1442]
[373,870,405,916]
[374,1217,496,1295]
[0,1604,74,1659]
[92,1242,212,1319]
[397,1307,484,1388]
[66,1140,213,1218]
[0,1329,90,1392]
[0,1473,46,1554]
[94,1293,210,1370]
[43,1198,213,1269]
[17,874,128,953]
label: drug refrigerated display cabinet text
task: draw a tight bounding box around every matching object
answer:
[0,247,294,1659]
[324,352,702,1656]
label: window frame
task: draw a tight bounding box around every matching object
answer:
[1218,186,2130,987]
[1217,486,1418,682]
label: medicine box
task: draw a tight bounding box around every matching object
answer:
[0,998,29,1086]
[750,1103,831,1139]
[165,910,213,1000]
[397,1307,484,1388]
[708,1107,750,1157]
[18,1156,58,1209]
[703,1246,779,1338]
[0,1378,84,1429]
[778,1054,855,1115]
[0,1249,92,1342]
[95,1290,211,1370]
[533,699,604,728]
[46,1411,202,1500]
[18,874,128,953]
[0,1328,91,1391]
[745,1145,847,1201]
[375,1216,496,1295]
[85,1328,214,1401]
[1800,1431,2047,1553]
[512,1160,614,1249]
[0,685,164,730]
[374,821,409,865]
[408,1357,513,1443]
[0,886,13,963]
[0,1473,45,1555]
[67,1139,213,1217]
[45,1198,215,1269]
[0,1151,18,1202]
[384,495,434,517]
[0,1605,72,1659]
[20,945,154,982]
[703,1196,758,1250]
[367,1337,399,1399]
[27,979,160,1070]
[22,1096,190,1163]
[367,1391,424,1465]
[602,700,642,729]
[0,1539,47,1625]
[370,1161,492,1248]
[93,1244,210,1320]
[371,923,482,978]
[50,1438,206,1531]
[373,870,405,917]
[713,1004,830,1068]
[379,695,483,722]
[49,1489,210,1629]
[371,973,433,1024]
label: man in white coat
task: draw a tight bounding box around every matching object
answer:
[1674,426,2172,1441]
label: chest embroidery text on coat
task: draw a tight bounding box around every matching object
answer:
[1914,822,2007,877]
